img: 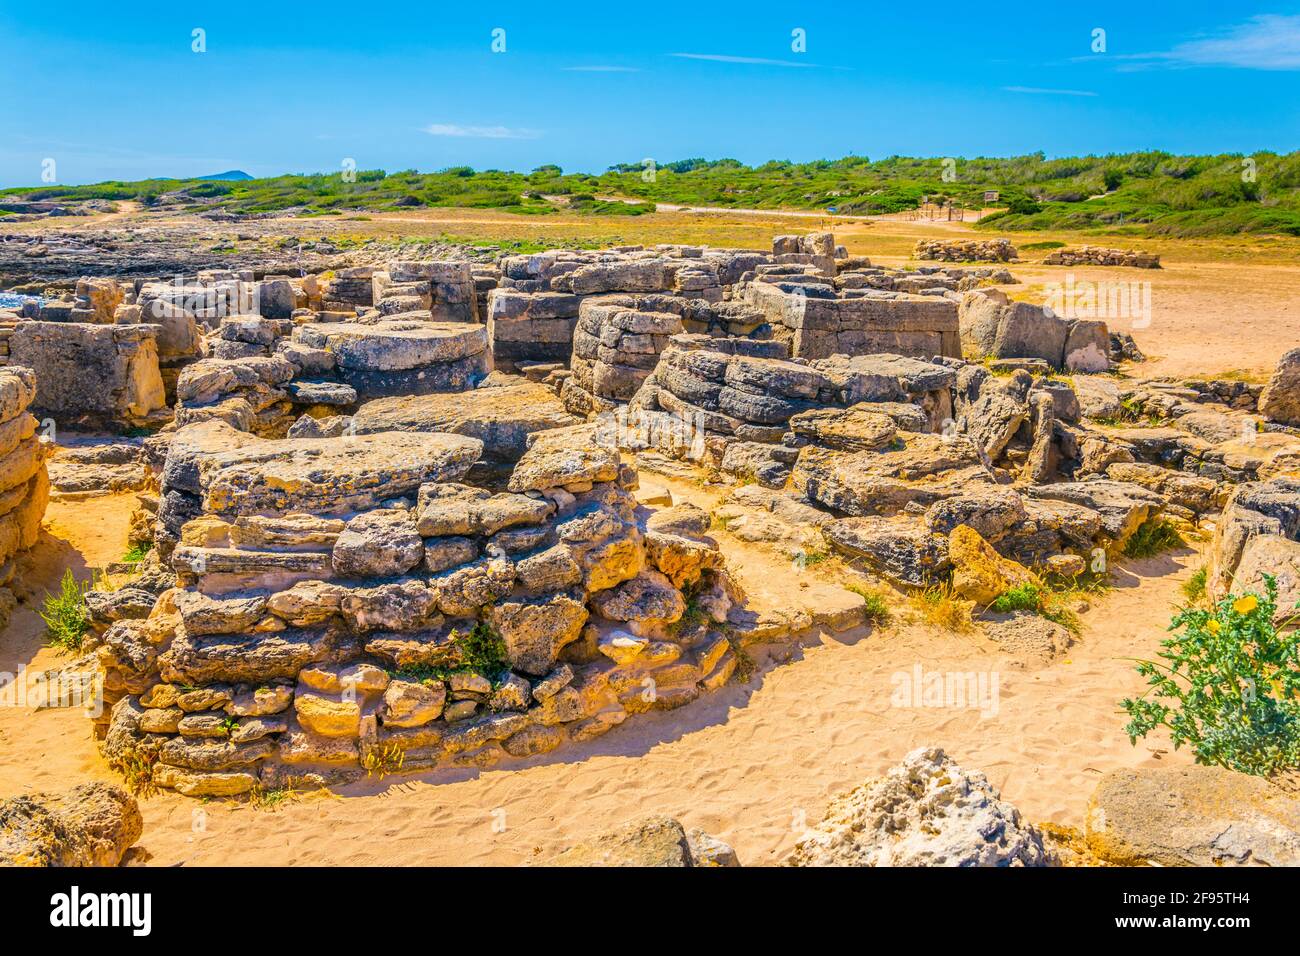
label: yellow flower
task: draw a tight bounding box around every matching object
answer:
[1233,595,1259,615]
[1205,619,1222,635]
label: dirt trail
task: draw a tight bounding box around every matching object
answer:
[0,486,1192,867]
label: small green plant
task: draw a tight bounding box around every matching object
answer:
[109,745,160,798]
[1181,567,1208,605]
[726,636,756,684]
[39,570,90,653]
[1122,576,1300,776]
[390,619,510,684]
[122,544,152,564]
[845,584,892,627]
[245,785,299,811]
[989,582,1080,634]
[1122,518,1186,559]
[669,580,710,637]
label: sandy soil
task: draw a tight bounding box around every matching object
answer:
[0,483,1194,867]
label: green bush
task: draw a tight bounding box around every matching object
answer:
[1121,575,1300,775]
[40,569,90,652]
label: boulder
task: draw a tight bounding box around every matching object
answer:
[948,525,1040,604]
[1087,766,1300,866]
[508,423,622,493]
[786,747,1051,866]
[0,783,143,867]
[352,379,581,462]
[1259,347,1300,426]
[825,516,950,587]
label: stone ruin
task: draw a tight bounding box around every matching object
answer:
[1043,246,1161,269]
[91,419,749,795]
[914,238,1018,263]
[10,226,1300,805]
[0,366,50,628]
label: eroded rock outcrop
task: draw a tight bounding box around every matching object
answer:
[786,748,1053,866]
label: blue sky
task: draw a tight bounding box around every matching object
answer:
[3,2,1300,186]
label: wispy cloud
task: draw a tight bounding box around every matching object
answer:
[1117,14,1300,70]
[669,52,817,68]
[422,123,541,140]
[1002,85,1098,97]
[562,65,641,72]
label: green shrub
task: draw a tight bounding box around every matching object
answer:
[122,544,152,564]
[1121,575,1300,775]
[1181,567,1208,605]
[40,570,90,652]
[1122,518,1186,559]
[989,582,1080,634]
[390,619,509,684]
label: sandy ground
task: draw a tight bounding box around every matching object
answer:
[0,484,1193,866]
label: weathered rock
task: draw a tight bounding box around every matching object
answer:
[0,783,143,867]
[1088,766,1300,866]
[786,747,1051,866]
[352,379,580,462]
[825,516,950,587]
[489,590,589,676]
[381,679,447,727]
[508,423,621,493]
[547,815,737,867]
[1259,347,1300,426]
[332,509,424,578]
[948,525,1041,604]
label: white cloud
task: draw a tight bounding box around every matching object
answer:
[422,124,540,140]
[1122,14,1300,70]
[562,65,641,72]
[668,52,816,68]
[1003,85,1098,97]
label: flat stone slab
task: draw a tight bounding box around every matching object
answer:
[294,319,487,371]
[168,420,483,517]
[284,380,358,406]
[352,379,580,461]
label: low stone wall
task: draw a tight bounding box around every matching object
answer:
[372,261,480,322]
[93,421,748,796]
[1043,246,1160,269]
[566,294,687,414]
[914,238,1018,263]
[743,282,961,360]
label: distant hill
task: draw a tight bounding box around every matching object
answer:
[197,170,253,181]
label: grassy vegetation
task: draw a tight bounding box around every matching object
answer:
[389,619,510,685]
[39,570,90,653]
[122,544,152,564]
[1122,518,1187,559]
[988,583,1081,635]
[845,583,892,627]
[12,150,1300,237]
[908,583,975,633]
[1181,567,1209,605]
